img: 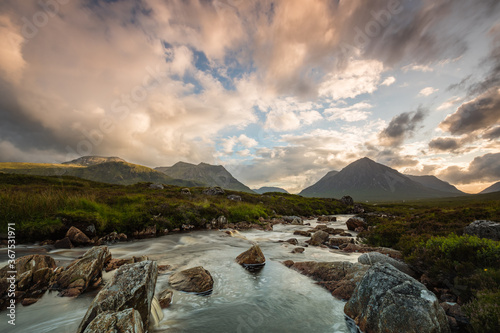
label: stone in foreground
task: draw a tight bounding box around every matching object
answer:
[77,261,158,333]
[235,244,266,267]
[169,266,214,294]
[464,220,500,241]
[358,252,415,276]
[344,262,450,333]
[83,308,144,333]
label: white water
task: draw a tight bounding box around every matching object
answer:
[0,215,360,332]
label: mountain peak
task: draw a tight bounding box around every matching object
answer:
[63,156,125,166]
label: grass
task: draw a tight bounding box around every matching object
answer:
[0,173,348,242]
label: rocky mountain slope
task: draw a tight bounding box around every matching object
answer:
[479,181,500,194]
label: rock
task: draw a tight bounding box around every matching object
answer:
[354,227,365,232]
[282,216,303,224]
[342,244,403,260]
[346,218,366,231]
[464,220,500,241]
[202,186,225,195]
[227,194,242,201]
[341,196,354,206]
[54,246,111,297]
[351,204,365,214]
[158,289,173,308]
[149,183,164,190]
[181,188,191,195]
[77,261,158,333]
[339,232,353,237]
[358,252,415,276]
[168,266,214,294]
[318,216,337,222]
[0,255,57,309]
[83,308,144,333]
[286,261,368,300]
[236,245,266,266]
[54,237,74,249]
[344,263,450,333]
[315,224,328,230]
[293,230,311,237]
[105,258,134,272]
[325,228,344,235]
[66,226,91,246]
[133,225,157,238]
[291,247,305,254]
[440,302,469,332]
[328,237,354,247]
[309,230,329,246]
[212,216,227,228]
[285,238,298,245]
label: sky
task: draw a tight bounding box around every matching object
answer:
[0,0,499,194]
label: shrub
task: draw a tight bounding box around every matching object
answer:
[463,290,500,333]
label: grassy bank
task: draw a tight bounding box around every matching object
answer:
[0,173,347,242]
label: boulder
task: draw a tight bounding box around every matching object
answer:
[54,246,111,297]
[285,238,298,245]
[133,225,157,238]
[318,216,337,222]
[358,252,415,276]
[342,244,403,259]
[325,228,344,235]
[291,247,305,254]
[328,237,354,247]
[293,230,311,237]
[309,230,329,246]
[346,218,366,231]
[77,261,158,333]
[282,216,303,224]
[105,258,134,272]
[315,224,328,230]
[227,194,242,201]
[235,245,266,266]
[341,196,354,206]
[344,263,450,333]
[54,237,74,249]
[464,220,500,241]
[66,226,91,246]
[83,307,144,333]
[202,186,225,195]
[98,231,127,244]
[212,216,227,228]
[149,183,164,190]
[168,266,214,294]
[157,289,173,308]
[180,188,191,195]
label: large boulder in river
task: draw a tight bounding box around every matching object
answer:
[54,237,73,249]
[464,220,500,241]
[344,263,450,333]
[358,252,415,277]
[54,246,111,297]
[309,230,329,246]
[236,245,266,266]
[169,266,214,294]
[66,226,91,246]
[0,254,56,309]
[83,308,144,333]
[346,217,366,231]
[77,260,158,333]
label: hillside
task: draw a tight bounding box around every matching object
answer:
[252,186,289,194]
[62,156,125,166]
[300,157,458,202]
[156,162,254,193]
[404,175,465,194]
[479,181,500,194]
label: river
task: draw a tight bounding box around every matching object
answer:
[0,215,360,333]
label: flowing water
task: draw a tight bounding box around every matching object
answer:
[0,215,360,333]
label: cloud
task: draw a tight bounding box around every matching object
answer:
[428,137,466,153]
[0,15,25,84]
[438,153,500,184]
[418,87,439,97]
[437,96,462,111]
[379,107,427,146]
[440,88,500,135]
[402,64,434,72]
[483,126,500,140]
[325,102,372,122]
[381,76,396,86]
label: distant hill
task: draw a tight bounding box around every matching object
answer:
[0,159,200,187]
[156,162,254,193]
[62,156,125,166]
[252,186,289,194]
[404,175,465,194]
[479,181,500,194]
[299,157,461,202]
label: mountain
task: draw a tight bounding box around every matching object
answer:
[156,162,254,193]
[252,186,289,194]
[479,181,500,194]
[0,158,200,187]
[404,175,465,194]
[299,157,462,202]
[62,156,125,166]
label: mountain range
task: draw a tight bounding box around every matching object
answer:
[300,157,467,202]
[479,181,500,194]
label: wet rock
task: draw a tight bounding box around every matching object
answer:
[358,252,415,276]
[202,186,225,196]
[66,226,91,246]
[341,196,354,206]
[293,230,311,237]
[328,237,354,247]
[236,245,266,266]
[339,232,353,237]
[181,188,191,195]
[227,194,242,201]
[346,218,366,231]
[83,308,144,333]
[54,237,74,249]
[133,225,157,238]
[54,246,111,297]
[158,289,173,308]
[464,220,500,241]
[77,261,158,333]
[325,228,344,235]
[309,230,329,246]
[169,266,214,294]
[317,216,337,222]
[149,183,164,190]
[282,216,303,225]
[315,224,328,230]
[291,247,305,254]
[105,258,134,272]
[345,263,450,333]
[285,238,298,245]
[354,227,365,232]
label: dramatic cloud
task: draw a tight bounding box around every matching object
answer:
[437,97,462,111]
[428,137,468,153]
[438,153,500,184]
[379,108,427,146]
